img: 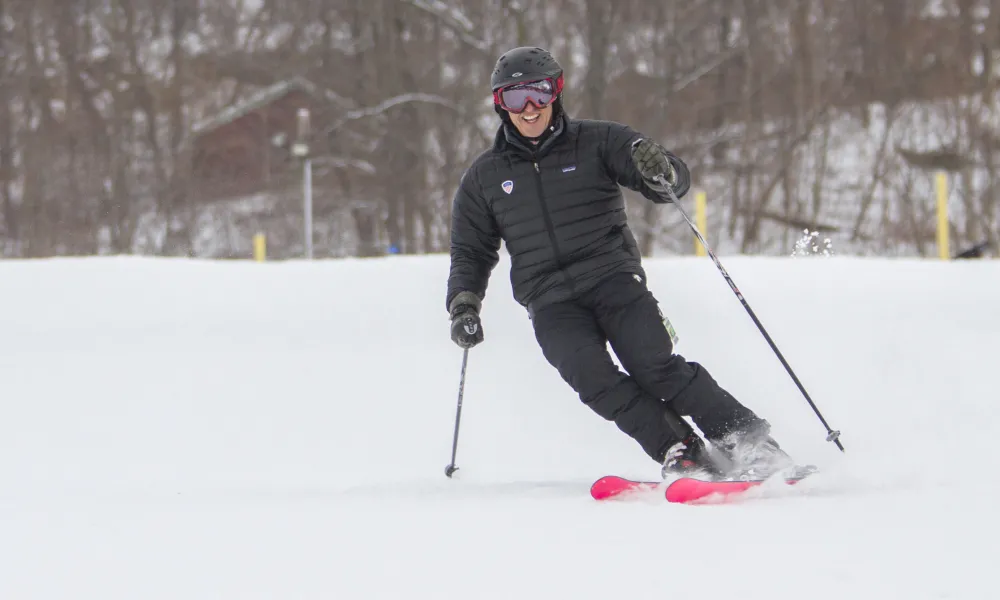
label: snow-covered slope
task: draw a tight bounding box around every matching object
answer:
[2,254,997,599]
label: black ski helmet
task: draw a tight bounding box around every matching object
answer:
[490,46,564,92]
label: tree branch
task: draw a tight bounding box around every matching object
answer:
[326,92,459,136]
[396,0,490,56]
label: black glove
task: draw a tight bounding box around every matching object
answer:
[631,138,677,190]
[448,291,484,349]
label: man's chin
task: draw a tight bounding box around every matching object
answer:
[516,122,548,138]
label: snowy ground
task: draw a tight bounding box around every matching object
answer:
[1,254,998,599]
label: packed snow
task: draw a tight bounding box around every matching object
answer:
[1,253,997,599]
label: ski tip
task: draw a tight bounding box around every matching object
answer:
[590,475,660,501]
[665,478,759,503]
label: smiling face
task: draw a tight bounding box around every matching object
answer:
[508,102,553,139]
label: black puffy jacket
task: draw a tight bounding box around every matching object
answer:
[446,112,691,315]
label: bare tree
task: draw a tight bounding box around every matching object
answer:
[0,0,996,259]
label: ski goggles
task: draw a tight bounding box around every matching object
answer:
[493,76,564,113]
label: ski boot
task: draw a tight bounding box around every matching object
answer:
[714,424,795,480]
[661,433,728,481]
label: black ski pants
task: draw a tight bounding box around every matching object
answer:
[530,272,764,463]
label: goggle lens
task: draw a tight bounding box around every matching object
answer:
[497,78,557,113]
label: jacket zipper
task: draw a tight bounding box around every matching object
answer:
[533,161,566,269]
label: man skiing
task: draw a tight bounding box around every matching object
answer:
[446,46,791,480]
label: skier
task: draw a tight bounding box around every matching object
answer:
[446,46,791,480]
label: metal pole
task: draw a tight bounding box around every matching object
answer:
[444,347,470,478]
[936,171,949,260]
[294,107,313,260]
[304,158,313,259]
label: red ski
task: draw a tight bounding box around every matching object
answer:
[590,475,662,500]
[591,467,815,504]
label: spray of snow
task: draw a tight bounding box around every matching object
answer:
[792,229,835,257]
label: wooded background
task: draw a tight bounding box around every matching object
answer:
[2,0,999,259]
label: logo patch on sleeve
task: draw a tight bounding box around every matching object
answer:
[501,180,514,194]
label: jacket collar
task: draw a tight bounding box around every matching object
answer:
[493,112,568,159]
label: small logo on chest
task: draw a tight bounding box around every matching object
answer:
[501,180,514,194]
[562,165,576,172]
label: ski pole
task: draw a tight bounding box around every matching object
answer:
[653,174,845,452]
[445,347,470,477]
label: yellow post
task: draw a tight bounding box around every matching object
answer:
[253,233,266,262]
[694,190,707,257]
[936,172,949,260]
